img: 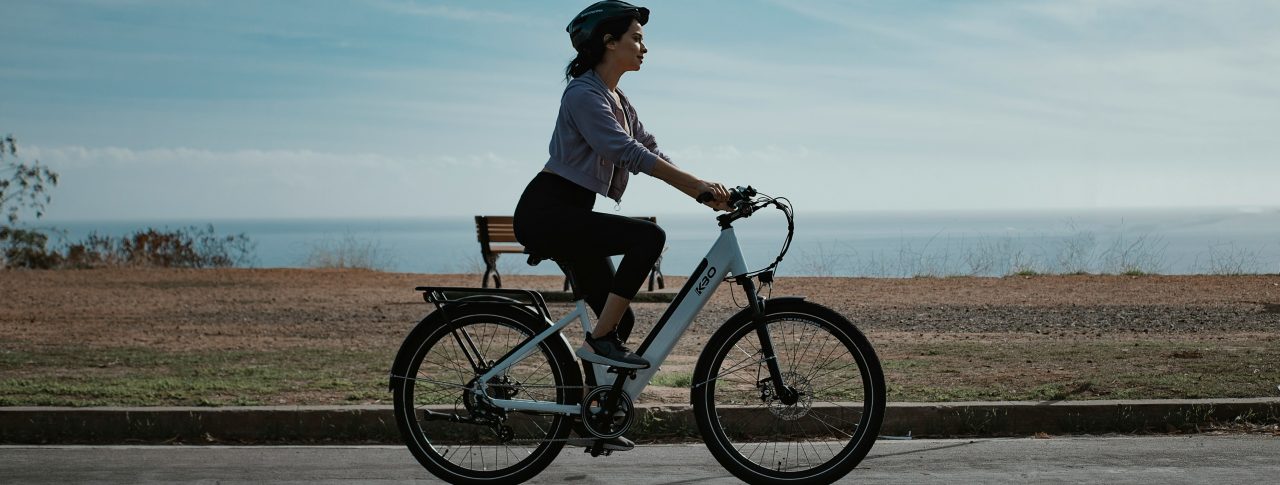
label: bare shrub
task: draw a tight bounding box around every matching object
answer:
[1100,231,1167,275]
[891,232,951,277]
[450,249,531,277]
[452,250,487,275]
[0,227,61,268]
[1195,243,1265,275]
[303,233,392,271]
[849,248,895,278]
[61,231,122,268]
[797,241,846,277]
[1054,225,1097,274]
[964,237,1018,276]
[1009,240,1050,276]
[3,225,254,269]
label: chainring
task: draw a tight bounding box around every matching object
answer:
[580,385,634,439]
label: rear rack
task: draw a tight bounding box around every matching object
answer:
[415,286,553,321]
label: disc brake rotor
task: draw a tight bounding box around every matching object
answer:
[761,372,813,421]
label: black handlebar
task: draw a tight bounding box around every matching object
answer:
[716,186,763,227]
[697,186,757,209]
[708,185,794,281]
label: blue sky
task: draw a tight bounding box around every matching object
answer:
[3,0,1278,221]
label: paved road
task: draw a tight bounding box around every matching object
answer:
[2,436,1277,484]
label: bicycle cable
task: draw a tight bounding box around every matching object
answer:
[730,191,795,283]
[723,190,793,308]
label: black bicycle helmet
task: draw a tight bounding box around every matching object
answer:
[566,1,650,51]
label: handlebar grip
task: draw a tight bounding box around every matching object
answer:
[696,192,715,203]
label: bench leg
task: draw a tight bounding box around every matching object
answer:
[492,256,503,288]
[481,254,503,289]
[650,255,665,291]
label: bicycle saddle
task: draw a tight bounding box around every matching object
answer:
[523,249,559,267]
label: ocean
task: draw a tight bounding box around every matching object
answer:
[36,207,1280,277]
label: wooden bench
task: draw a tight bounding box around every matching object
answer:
[474,215,665,291]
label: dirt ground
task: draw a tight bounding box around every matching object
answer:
[2,269,1279,404]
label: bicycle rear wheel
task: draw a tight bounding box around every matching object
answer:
[391,305,580,484]
[692,300,885,485]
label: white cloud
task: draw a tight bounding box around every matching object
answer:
[28,145,529,220]
[27,145,520,170]
[667,144,814,165]
[365,0,548,25]
[759,0,933,46]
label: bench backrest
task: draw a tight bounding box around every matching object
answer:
[475,215,518,248]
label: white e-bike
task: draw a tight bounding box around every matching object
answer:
[390,187,885,485]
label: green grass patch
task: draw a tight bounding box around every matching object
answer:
[879,337,1280,402]
[649,372,693,388]
[2,335,1278,406]
[0,344,389,407]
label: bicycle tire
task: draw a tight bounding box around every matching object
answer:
[391,304,581,484]
[691,300,885,485]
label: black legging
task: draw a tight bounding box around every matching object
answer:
[513,172,666,342]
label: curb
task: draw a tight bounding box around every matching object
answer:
[3,399,1277,444]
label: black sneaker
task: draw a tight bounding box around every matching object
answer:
[567,434,635,452]
[577,332,649,369]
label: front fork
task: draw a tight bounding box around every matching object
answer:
[739,276,800,406]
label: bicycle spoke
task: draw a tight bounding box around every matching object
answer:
[393,310,574,480]
[697,308,883,481]
[694,353,767,389]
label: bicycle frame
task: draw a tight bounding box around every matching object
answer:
[473,225,751,416]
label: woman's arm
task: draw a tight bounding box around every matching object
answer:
[564,84,662,175]
[651,157,730,211]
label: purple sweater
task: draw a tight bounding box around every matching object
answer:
[544,70,673,202]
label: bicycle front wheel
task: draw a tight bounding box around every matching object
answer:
[692,300,885,485]
[391,304,580,484]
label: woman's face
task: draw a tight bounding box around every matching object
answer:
[605,19,647,72]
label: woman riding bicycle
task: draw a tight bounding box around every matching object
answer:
[513,1,730,450]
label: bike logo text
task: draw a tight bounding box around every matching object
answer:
[695,266,717,295]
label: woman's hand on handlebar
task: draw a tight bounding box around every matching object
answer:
[695,180,732,212]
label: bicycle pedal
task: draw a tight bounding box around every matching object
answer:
[586,443,610,457]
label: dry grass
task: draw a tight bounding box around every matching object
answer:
[2,269,1278,406]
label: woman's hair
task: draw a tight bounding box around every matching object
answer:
[564,13,640,81]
